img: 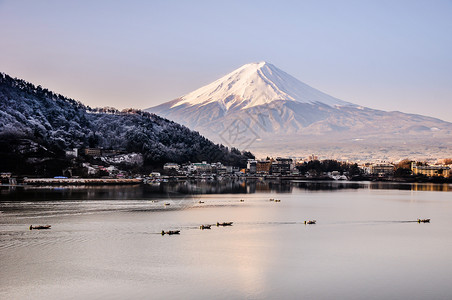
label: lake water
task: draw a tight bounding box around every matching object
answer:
[1,181,452,299]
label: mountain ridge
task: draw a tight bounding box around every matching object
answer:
[147,63,452,160]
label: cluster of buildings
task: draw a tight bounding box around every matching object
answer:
[364,162,450,178]
[246,158,297,175]
[65,147,451,179]
[81,163,125,177]
[163,158,451,179]
[365,163,395,177]
[61,148,142,178]
[411,162,450,178]
[164,161,241,176]
[65,148,123,158]
[163,157,298,176]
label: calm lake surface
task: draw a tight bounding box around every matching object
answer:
[1,181,452,299]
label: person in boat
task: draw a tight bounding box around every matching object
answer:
[216,222,233,226]
[162,230,180,235]
[29,225,51,230]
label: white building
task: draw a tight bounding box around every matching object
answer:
[65,148,78,158]
[163,163,180,170]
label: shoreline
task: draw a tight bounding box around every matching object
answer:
[1,176,450,187]
[22,178,142,185]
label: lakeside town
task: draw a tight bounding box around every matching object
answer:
[1,147,451,186]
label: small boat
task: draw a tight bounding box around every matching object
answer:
[304,220,316,225]
[418,218,430,223]
[200,224,211,230]
[216,222,233,226]
[161,230,180,235]
[29,225,51,230]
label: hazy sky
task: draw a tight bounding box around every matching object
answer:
[1,0,451,121]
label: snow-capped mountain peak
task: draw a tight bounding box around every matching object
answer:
[171,62,353,112]
[147,62,452,160]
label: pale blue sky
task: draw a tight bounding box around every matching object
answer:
[1,0,451,121]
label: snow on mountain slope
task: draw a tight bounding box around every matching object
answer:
[147,62,452,160]
[171,62,353,111]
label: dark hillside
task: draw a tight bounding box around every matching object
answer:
[0,73,252,175]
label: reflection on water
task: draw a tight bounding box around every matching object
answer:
[1,180,452,299]
[410,182,451,191]
[0,180,450,202]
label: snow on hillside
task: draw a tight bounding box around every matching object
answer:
[171,62,353,111]
[0,72,254,173]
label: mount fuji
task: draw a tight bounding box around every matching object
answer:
[147,62,452,160]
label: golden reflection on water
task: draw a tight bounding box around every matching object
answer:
[368,182,451,192]
[228,233,267,297]
[411,183,450,192]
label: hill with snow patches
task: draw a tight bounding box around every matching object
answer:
[147,62,452,160]
[0,73,252,175]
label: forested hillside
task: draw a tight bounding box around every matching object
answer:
[0,73,253,175]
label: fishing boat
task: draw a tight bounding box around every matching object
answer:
[161,230,180,235]
[200,224,211,230]
[304,220,316,225]
[29,225,51,230]
[216,222,233,226]
[417,218,430,223]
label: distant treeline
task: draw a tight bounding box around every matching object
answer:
[296,159,362,176]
